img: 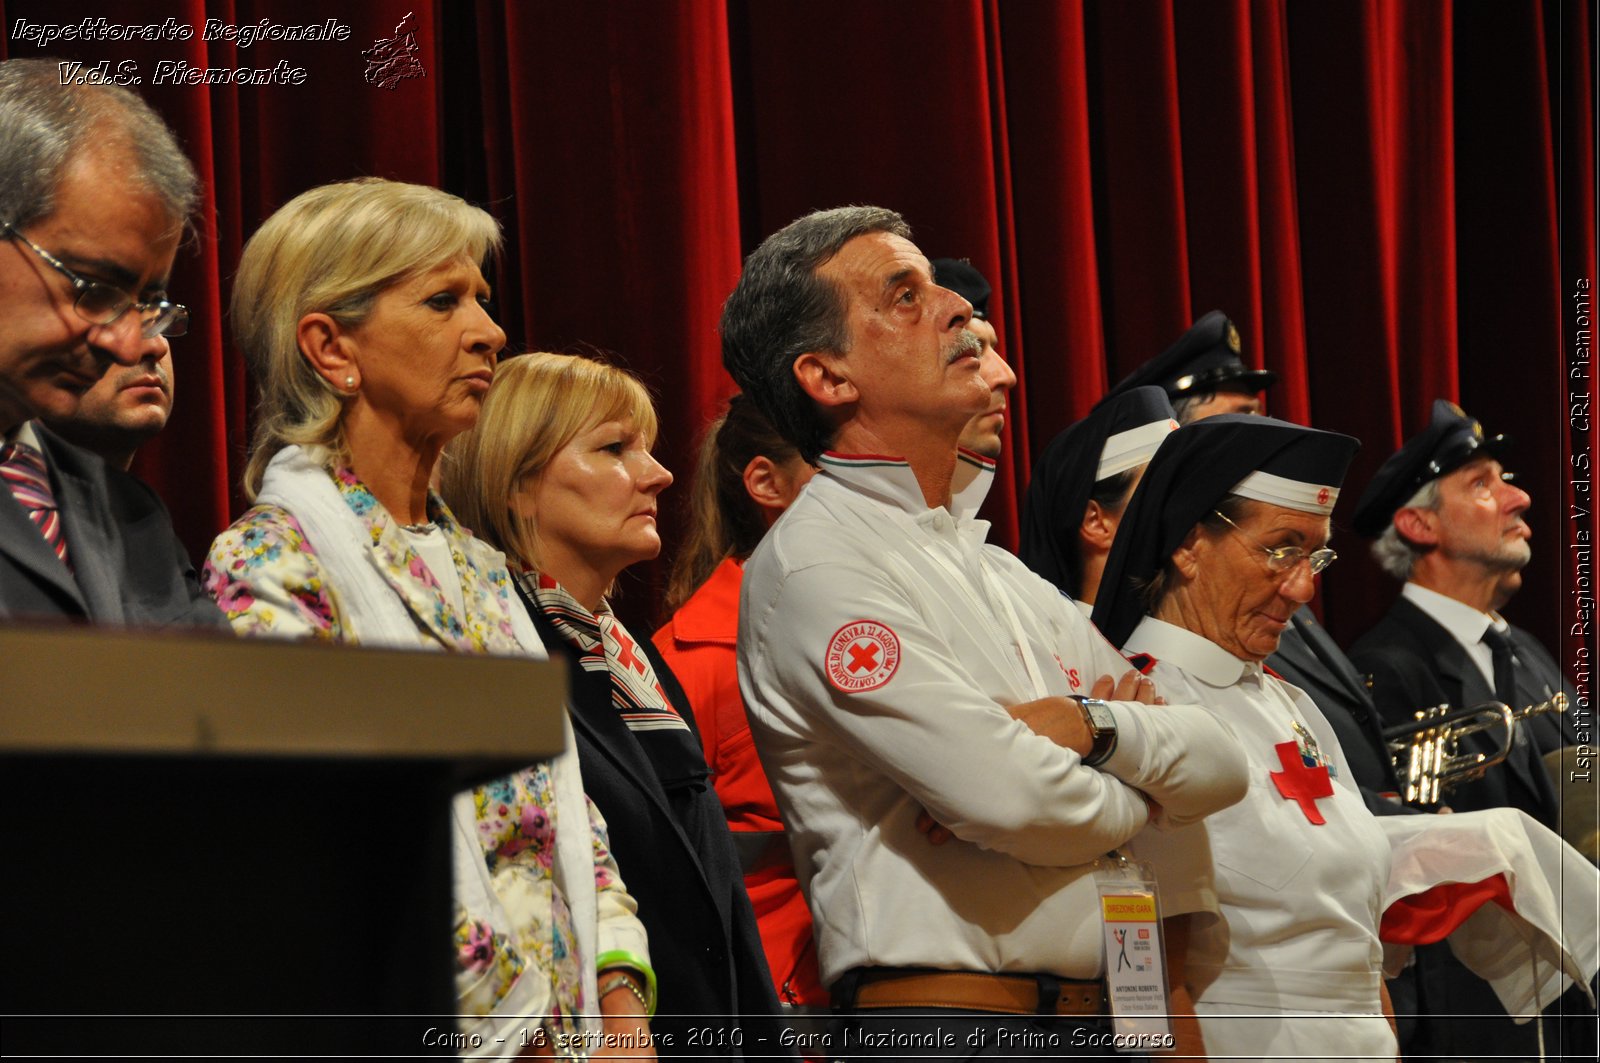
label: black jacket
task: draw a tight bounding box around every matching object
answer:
[0,424,223,627]
[1351,598,1593,1063]
[1349,596,1561,826]
[525,600,786,1057]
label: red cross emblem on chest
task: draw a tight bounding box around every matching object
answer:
[1269,740,1334,825]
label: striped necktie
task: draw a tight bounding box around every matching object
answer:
[1,441,71,567]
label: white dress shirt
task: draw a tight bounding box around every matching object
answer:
[1402,581,1507,691]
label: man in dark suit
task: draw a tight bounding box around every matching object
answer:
[0,59,220,627]
[43,342,174,472]
[1350,400,1571,823]
[1349,399,1590,1060]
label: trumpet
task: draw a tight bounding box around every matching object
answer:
[1383,693,1569,805]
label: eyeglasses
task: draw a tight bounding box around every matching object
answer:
[2,219,188,339]
[1212,509,1338,575]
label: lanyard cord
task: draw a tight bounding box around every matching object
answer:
[917,532,1052,700]
[1530,946,1547,1061]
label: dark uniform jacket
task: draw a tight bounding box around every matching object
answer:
[525,602,786,1057]
[1350,595,1563,826]
[0,424,222,627]
[1351,597,1593,1063]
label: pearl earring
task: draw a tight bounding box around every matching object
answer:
[345,375,356,390]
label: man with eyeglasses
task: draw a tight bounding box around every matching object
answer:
[0,58,221,626]
[26,203,184,473]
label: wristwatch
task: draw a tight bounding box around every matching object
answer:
[1070,695,1118,767]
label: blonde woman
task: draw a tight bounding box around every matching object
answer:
[202,180,654,1057]
[442,353,785,1057]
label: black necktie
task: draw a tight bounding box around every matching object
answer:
[1481,628,1562,821]
[1485,626,1570,756]
[1481,627,1519,709]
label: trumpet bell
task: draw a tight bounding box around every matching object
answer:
[1383,693,1568,805]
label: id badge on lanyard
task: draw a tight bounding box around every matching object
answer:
[1093,851,1174,1051]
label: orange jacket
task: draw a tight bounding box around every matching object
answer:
[654,557,826,1006]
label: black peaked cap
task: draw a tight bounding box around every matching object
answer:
[1351,399,1512,538]
[1106,310,1277,403]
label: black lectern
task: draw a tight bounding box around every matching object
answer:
[0,624,566,1057]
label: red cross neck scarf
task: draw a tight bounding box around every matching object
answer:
[525,571,690,734]
[524,571,710,792]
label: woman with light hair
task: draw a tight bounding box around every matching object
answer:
[203,179,655,1056]
[441,353,786,1057]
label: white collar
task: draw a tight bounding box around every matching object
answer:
[818,448,995,521]
[1403,582,1506,647]
[1123,615,1263,688]
[951,448,998,514]
[7,421,43,450]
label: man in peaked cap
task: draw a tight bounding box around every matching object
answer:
[1105,310,1275,424]
[1350,399,1575,821]
[1348,399,1591,1063]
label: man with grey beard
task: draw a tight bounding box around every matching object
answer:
[1349,398,1588,1063]
[1351,399,1575,823]
[43,346,173,470]
[721,206,1248,1057]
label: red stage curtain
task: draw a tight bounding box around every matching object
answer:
[1,0,1592,662]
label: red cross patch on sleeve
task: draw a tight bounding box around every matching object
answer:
[826,620,901,692]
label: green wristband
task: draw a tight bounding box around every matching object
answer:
[595,950,657,1016]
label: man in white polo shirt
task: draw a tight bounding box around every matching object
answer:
[720,205,1249,1058]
